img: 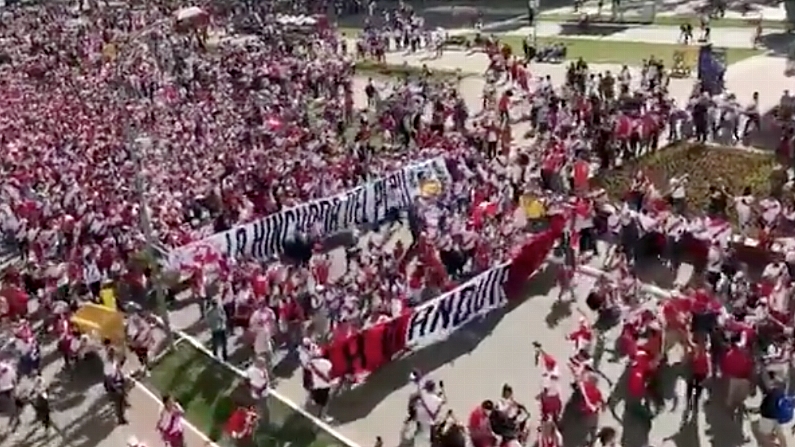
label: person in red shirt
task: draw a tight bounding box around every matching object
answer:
[537,421,562,447]
[627,350,651,398]
[685,338,711,417]
[498,91,512,127]
[537,382,563,424]
[468,400,496,447]
[577,374,603,444]
[721,341,754,412]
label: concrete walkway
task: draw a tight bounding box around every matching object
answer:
[492,22,762,49]
[541,0,789,22]
[381,48,785,113]
[0,337,210,447]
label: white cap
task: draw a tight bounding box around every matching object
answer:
[126,436,141,447]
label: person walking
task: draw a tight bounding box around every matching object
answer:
[757,372,793,447]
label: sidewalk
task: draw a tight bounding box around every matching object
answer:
[540,0,789,22]
[494,22,761,49]
[0,337,208,447]
[379,46,785,114]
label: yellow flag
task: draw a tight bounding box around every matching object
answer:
[100,286,117,310]
[521,195,545,219]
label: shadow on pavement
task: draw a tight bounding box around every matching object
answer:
[758,32,795,57]
[58,400,119,447]
[745,107,786,152]
[703,380,749,447]
[557,23,634,37]
[326,269,556,424]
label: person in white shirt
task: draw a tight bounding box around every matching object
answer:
[0,359,17,415]
[245,356,270,402]
[763,261,788,283]
[733,188,754,236]
[157,395,185,447]
[705,243,724,292]
[668,175,688,214]
[249,305,275,362]
[760,196,782,230]
[664,213,686,271]
[306,352,334,421]
[410,380,446,447]
[127,313,153,376]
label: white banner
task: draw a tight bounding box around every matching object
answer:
[405,264,510,349]
[169,158,451,269]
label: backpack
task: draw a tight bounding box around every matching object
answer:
[775,394,795,424]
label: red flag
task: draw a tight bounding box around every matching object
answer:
[504,215,565,299]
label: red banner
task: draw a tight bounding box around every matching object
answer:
[504,216,565,300]
[322,222,563,381]
[325,311,412,380]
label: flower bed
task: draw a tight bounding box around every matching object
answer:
[593,143,781,224]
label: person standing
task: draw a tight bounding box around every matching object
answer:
[684,337,711,419]
[0,357,19,429]
[158,395,185,447]
[720,336,753,413]
[578,373,604,445]
[105,350,129,425]
[411,380,446,447]
[205,299,229,361]
[127,313,154,376]
[306,351,334,422]
[537,421,562,447]
[246,356,270,401]
[757,373,792,447]
[468,400,495,447]
[28,375,56,435]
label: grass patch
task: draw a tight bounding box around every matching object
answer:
[481,34,762,66]
[593,142,779,219]
[354,59,463,79]
[538,12,788,29]
[338,27,362,37]
[148,343,350,447]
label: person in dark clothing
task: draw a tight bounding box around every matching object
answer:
[758,374,789,447]
[693,97,709,143]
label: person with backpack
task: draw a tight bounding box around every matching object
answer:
[758,373,794,447]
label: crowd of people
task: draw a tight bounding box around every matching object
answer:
[2,0,795,446]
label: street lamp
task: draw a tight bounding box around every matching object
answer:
[529,0,538,47]
[115,22,175,346]
[130,135,174,346]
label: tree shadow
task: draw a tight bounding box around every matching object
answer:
[703,380,749,447]
[326,268,556,424]
[633,258,681,290]
[254,395,359,447]
[50,355,106,411]
[558,23,634,37]
[544,296,573,329]
[758,32,795,57]
[57,397,119,447]
[744,106,787,152]
[151,347,242,441]
[662,416,700,447]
